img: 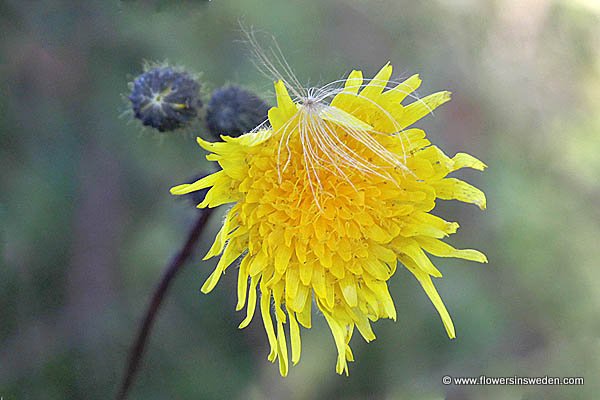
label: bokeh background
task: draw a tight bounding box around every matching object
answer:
[2,0,599,399]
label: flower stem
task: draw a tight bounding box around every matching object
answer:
[116,208,214,400]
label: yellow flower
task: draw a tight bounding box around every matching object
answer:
[171,63,487,376]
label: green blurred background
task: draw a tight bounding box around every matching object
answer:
[1,0,599,399]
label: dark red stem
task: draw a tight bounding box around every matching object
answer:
[116,208,213,400]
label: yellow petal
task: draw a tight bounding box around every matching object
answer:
[200,240,244,293]
[319,105,373,131]
[248,250,268,277]
[268,80,297,132]
[362,255,392,280]
[204,208,236,260]
[416,236,487,263]
[274,80,295,111]
[320,307,350,375]
[433,178,487,210]
[312,263,327,300]
[291,283,310,313]
[354,313,376,342]
[289,311,302,365]
[365,223,393,243]
[260,287,278,362]
[229,129,273,147]
[451,152,487,172]
[170,170,224,195]
[196,136,221,153]
[324,277,335,309]
[330,70,363,109]
[285,267,300,303]
[380,73,422,103]
[344,70,364,94]
[402,212,459,238]
[399,91,451,129]
[274,245,292,274]
[299,260,312,285]
[197,183,238,208]
[360,62,393,99]
[297,293,312,329]
[395,239,443,277]
[401,256,455,338]
[276,314,289,376]
[339,274,358,307]
[238,276,259,329]
[236,256,250,310]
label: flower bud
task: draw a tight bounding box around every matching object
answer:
[129,66,202,132]
[206,85,269,138]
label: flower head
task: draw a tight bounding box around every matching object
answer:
[171,63,487,375]
[129,65,202,132]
